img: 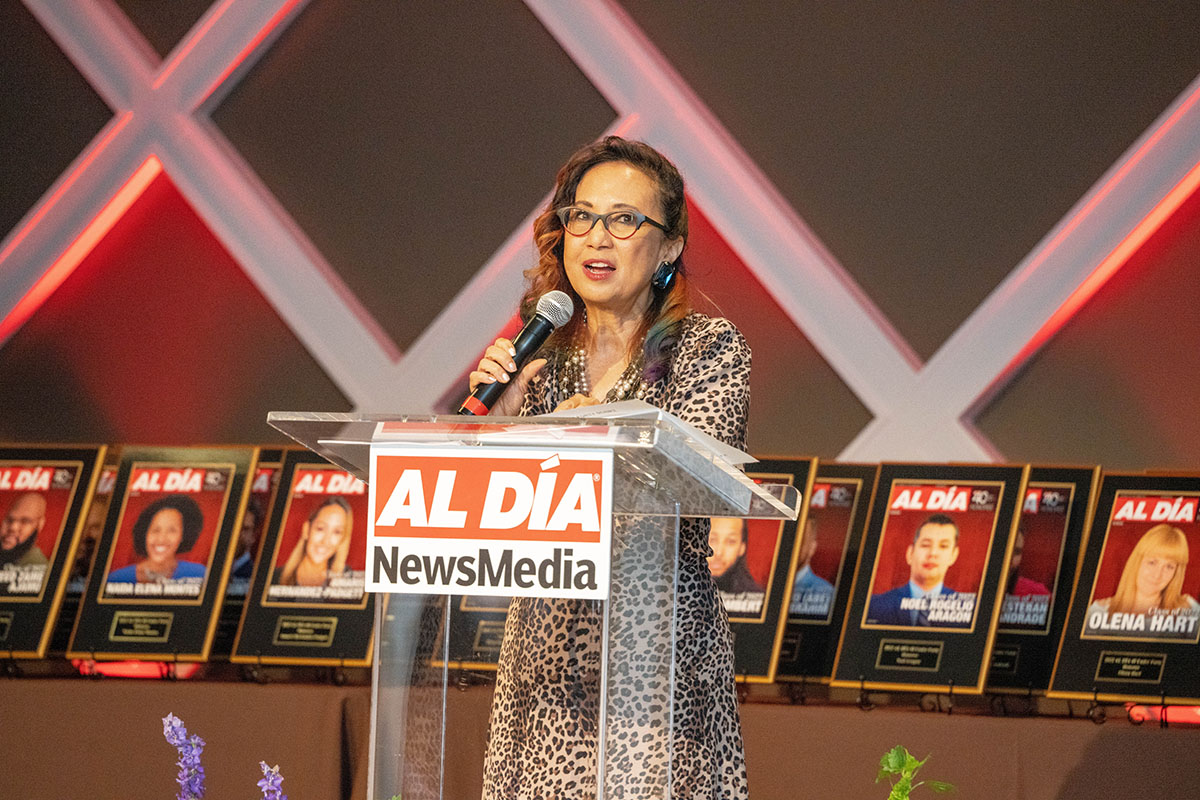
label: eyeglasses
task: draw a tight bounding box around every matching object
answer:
[555,206,669,239]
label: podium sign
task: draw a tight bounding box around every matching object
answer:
[367,444,613,599]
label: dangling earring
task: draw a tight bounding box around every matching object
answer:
[651,260,677,292]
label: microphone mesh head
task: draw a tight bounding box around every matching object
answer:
[536,290,575,328]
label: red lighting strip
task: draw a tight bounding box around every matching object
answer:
[611,113,639,137]
[1126,703,1200,725]
[0,155,163,346]
[152,0,238,89]
[1005,158,1200,372]
[1015,84,1200,284]
[0,113,133,265]
[159,0,306,102]
[71,658,202,680]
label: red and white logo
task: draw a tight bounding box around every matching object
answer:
[367,445,612,598]
[889,484,972,513]
[1022,488,1043,514]
[810,483,831,509]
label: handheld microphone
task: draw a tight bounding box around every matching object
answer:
[458,291,575,416]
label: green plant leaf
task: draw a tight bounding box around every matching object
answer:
[888,775,913,800]
[880,745,909,774]
[876,745,954,799]
[905,752,928,773]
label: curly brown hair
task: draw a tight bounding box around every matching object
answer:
[519,136,690,381]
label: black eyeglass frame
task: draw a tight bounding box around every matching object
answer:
[554,206,670,240]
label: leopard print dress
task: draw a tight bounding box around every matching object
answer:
[481,313,751,800]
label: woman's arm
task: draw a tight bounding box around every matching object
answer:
[664,317,751,450]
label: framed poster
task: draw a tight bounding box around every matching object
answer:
[228,450,284,592]
[65,463,118,597]
[51,462,118,654]
[775,463,877,683]
[1049,474,1200,703]
[212,449,285,657]
[831,463,1028,694]
[0,446,106,657]
[986,466,1099,693]
[711,458,816,683]
[436,594,511,670]
[232,450,374,666]
[68,446,257,661]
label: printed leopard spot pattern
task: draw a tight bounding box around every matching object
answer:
[482,314,752,800]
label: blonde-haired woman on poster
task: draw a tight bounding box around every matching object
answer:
[1085,524,1200,639]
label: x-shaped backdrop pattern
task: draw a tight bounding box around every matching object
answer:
[2,1,1200,466]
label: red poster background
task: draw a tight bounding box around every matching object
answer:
[869,484,999,596]
[744,518,782,587]
[805,480,857,587]
[1015,497,1069,591]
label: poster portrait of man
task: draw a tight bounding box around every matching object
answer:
[0,448,106,659]
[788,475,864,625]
[834,465,1025,695]
[788,515,834,618]
[228,463,280,593]
[708,517,763,592]
[708,516,777,618]
[711,461,815,682]
[776,464,874,683]
[0,465,81,600]
[996,483,1072,634]
[862,482,1002,633]
[67,465,117,595]
[987,468,1097,695]
[866,514,968,627]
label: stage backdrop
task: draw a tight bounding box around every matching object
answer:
[2,1,1200,468]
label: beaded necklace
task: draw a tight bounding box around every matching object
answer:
[563,338,648,403]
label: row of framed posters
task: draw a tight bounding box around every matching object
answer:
[430,460,1200,704]
[0,445,374,666]
[7,443,1200,703]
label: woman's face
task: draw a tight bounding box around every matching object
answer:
[145,508,184,566]
[305,505,347,567]
[1136,550,1179,598]
[562,161,681,319]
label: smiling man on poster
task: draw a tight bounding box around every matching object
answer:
[867,514,971,628]
[0,492,48,567]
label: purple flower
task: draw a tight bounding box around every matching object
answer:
[162,713,188,748]
[161,714,205,800]
[257,761,287,800]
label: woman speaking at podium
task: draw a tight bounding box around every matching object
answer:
[470,136,751,800]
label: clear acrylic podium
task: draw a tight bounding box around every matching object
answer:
[268,411,800,800]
